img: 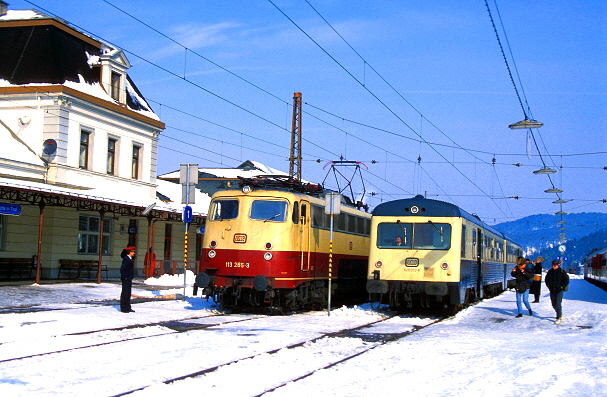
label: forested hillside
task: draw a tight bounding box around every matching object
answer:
[493,212,607,269]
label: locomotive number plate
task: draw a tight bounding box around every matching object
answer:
[233,234,247,243]
[405,258,419,267]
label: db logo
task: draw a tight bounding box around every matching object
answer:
[233,234,247,243]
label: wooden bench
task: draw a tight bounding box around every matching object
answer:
[58,259,108,280]
[0,257,36,280]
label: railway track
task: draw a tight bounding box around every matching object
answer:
[112,311,443,396]
[0,300,443,396]
[0,312,265,363]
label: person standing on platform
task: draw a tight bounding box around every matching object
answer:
[120,247,136,313]
[511,256,533,318]
[530,256,544,303]
[545,259,570,324]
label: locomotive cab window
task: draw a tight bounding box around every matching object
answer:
[250,200,287,222]
[210,199,239,221]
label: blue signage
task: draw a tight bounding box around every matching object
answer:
[0,203,21,216]
[183,205,193,223]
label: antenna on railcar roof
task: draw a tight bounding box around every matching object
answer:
[322,160,369,212]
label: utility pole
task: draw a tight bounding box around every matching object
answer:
[289,92,302,182]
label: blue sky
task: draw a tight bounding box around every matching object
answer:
[9,0,607,224]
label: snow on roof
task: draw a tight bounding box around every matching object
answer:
[0,9,159,121]
[155,179,210,215]
[0,9,50,21]
[158,161,289,180]
[0,176,207,216]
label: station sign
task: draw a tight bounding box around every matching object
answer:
[183,205,193,223]
[0,203,21,216]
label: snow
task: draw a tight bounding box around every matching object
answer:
[0,275,605,396]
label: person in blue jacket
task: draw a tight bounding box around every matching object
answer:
[545,259,570,324]
[120,247,136,313]
[511,256,533,318]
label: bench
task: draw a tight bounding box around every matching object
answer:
[58,259,108,280]
[0,257,36,280]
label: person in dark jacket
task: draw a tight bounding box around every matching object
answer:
[545,259,570,324]
[529,256,544,303]
[120,247,136,313]
[511,256,533,318]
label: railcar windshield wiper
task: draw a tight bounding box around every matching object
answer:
[396,220,408,244]
[427,220,444,241]
[264,214,281,223]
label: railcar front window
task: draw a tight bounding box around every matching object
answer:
[377,222,413,248]
[377,222,451,250]
[413,223,451,250]
[211,199,239,220]
[250,200,288,222]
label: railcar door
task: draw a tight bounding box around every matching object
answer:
[476,228,484,298]
[299,201,311,271]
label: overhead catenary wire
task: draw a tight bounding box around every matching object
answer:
[10,0,602,219]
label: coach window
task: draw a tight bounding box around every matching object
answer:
[461,225,467,257]
[311,205,324,228]
[210,199,239,220]
[347,214,357,233]
[337,213,346,231]
[356,217,365,235]
[250,200,287,222]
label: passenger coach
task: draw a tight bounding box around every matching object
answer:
[366,195,522,313]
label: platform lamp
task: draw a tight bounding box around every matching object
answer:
[533,166,557,174]
[508,119,544,130]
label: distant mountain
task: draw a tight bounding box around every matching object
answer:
[493,212,607,270]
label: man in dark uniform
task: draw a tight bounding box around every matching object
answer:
[120,247,136,313]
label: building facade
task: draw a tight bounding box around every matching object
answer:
[0,5,206,281]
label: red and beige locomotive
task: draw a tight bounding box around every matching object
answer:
[195,176,371,311]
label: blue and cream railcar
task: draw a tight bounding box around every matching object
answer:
[366,195,522,312]
[584,246,607,289]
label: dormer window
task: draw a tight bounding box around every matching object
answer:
[111,71,121,102]
[99,49,131,105]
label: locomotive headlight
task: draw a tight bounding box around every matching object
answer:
[264,252,273,261]
[242,185,252,194]
[208,250,216,259]
[265,242,273,250]
[209,240,217,248]
[375,260,383,268]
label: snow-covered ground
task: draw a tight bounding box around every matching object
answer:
[0,274,605,396]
